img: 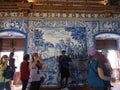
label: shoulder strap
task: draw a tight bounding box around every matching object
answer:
[90,61,99,75]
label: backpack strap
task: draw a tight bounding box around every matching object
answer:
[90,61,99,75]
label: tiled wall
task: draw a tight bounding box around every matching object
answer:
[0,19,120,86]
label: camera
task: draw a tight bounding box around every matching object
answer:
[36,60,40,74]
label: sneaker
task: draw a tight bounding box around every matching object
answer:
[62,87,69,90]
[11,85,15,88]
[65,87,69,90]
[110,85,114,87]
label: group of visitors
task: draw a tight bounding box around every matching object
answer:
[20,52,44,90]
[58,49,115,90]
[87,49,115,90]
[0,49,115,90]
[0,50,44,90]
[0,49,16,90]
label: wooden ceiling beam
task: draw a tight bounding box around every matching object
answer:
[33,0,104,6]
[0,1,119,14]
[32,5,119,11]
[0,6,18,9]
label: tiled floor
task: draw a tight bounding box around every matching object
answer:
[11,81,120,90]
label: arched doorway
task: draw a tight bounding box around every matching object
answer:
[95,33,120,80]
[0,29,27,85]
[0,29,27,53]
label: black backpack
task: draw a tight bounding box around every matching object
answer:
[3,66,13,79]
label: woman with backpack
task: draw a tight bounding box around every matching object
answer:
[29,52,44,90]
[87,49,115,90]
[0,55,11,90]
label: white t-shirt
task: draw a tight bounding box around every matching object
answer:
[29,63,41,82]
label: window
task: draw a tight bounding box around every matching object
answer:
[0,38,25,52]
[96,40,117,50]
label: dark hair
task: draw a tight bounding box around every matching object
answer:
[23,54,29,61]
[88,52,100,63]
[61,50,66,53]
[102,49,108,52]
[89,52,100,59]
[9,52,14,58]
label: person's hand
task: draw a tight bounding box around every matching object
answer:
[39,63,43,69]
[110,77,116,82]
[26,87,29,90]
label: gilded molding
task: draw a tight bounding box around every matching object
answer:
[0,12,120,19]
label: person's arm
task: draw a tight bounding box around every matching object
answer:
[36,58,43,70]
[104,62,112,72]
[30,61,36,69]
[36,61,43,69]
[67,55,72,62]
[0,64,7,71]
[58,56,62,62]
[97,67,115,82]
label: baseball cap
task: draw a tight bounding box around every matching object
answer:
[88,48,97,56]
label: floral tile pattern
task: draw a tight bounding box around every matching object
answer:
[0,19,120,86]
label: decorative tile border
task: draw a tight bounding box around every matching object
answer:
[0,12,120,19]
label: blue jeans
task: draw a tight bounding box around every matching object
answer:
[94,87,107,90]
[29,81,40,90]
[0,82,11,90]
[21,79,28,90]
